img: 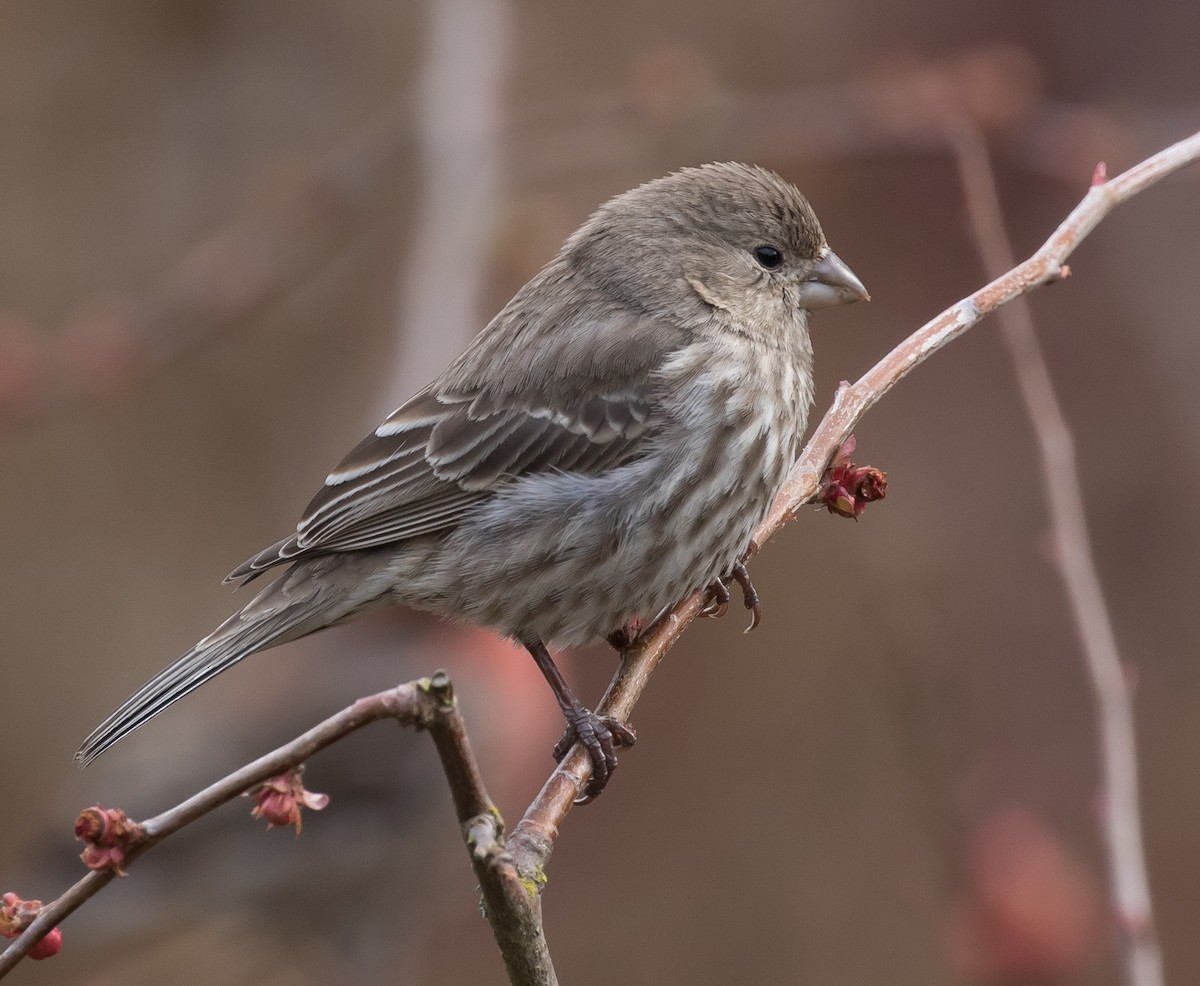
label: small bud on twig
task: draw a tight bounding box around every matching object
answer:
[818,436,889,519]
[1,893,62,960]
[246,766,329,834]
[74,807,146,875]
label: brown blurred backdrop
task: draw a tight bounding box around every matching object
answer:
[2,2,1200,984]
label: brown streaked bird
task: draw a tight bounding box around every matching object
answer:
[75,163,868,799]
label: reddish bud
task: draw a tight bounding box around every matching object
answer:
[1,892,38,937]
[74,806,145,875]
[1091,161,1107,186]
[79,844,128,873]
[818,436,889,519]
[247,767,329,834]
[853,467,888,504]
[831,489,857,517]
[28,927,62,960]
[1,893,62,959]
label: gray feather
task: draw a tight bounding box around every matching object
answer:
[225,289,687,583]
[75,557,364,766]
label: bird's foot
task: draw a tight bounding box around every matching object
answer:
[552,705,637,804]
[729,559,762,633]
[701,576,731,618]
[702,555,762,632]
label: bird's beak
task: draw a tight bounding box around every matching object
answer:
[797,249,870,309]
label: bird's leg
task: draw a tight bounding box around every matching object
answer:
[729,558,762,633]
[524,637,636,802]
[701,576,731,619]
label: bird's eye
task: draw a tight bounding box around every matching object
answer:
[752,245,783,270]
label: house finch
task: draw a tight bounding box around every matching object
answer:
[76,163,868,798]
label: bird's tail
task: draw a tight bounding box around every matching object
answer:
[73,560,354,768]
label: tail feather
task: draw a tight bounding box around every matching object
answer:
[74,591,319,768]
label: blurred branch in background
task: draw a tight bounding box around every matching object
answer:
[387,0,511,401]
[948,122,1163,986]
[2,45,1196,433]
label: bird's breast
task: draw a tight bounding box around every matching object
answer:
[396,331,815,646]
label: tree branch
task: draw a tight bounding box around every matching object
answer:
[0,676,561,981]
[423,674,557,986]
[508,128,1200,890]
[946,119,1163,986]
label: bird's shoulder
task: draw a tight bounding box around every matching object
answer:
[440,256,697,408]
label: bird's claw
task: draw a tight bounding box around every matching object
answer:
[729,560,762,633]
[701,576,731,618]
[702,559,762,632]
[553,706,637,803]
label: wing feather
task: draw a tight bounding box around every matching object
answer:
[225,266,694,583]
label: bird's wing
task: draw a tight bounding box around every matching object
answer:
[227,298,692,582]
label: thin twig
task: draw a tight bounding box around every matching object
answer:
[0,677,531,978]
[947,120,1163,986]
[509,129,1200,882]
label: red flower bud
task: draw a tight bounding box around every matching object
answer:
[74,806,145,875]
[1,892,37,937]
[1,892,62,960]
[29,927,62,960]
[818,436,888,519]
[247,767,329,834]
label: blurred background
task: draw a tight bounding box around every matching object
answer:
[2,2,1199,984]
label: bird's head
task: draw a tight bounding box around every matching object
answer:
[567,162,868,335]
